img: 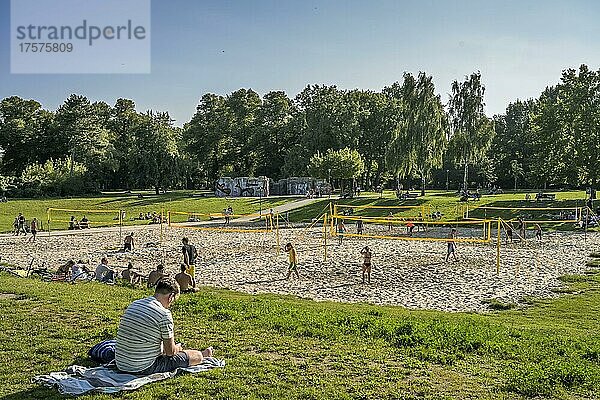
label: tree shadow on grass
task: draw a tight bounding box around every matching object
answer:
[0,387,64,400]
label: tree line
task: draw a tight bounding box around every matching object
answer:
[0,64,598,197]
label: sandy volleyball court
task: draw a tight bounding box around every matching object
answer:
[0,223,596,312]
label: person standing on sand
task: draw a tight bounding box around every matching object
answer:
[517,217,526,241]
[445,228,458,262]
[27,217,38,243]
[505,224,514,244]
[535,223,542,240]
[124,232,135,251]
[337,219,346,245]
[17,213,26,235]
[285,243,300,279]
[360,246,372,284]
[181,237,198,287]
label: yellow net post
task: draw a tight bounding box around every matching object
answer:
[46,208,51,237]
[496,218,501,274]
[323,213,327,262]
[276,213,280,255]
[119,210,123,245]
[160,208,164,244]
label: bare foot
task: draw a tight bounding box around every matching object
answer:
[201,347,213,358]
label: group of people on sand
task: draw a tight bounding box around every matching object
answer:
[12,213,39,243]
[504,217,543,244]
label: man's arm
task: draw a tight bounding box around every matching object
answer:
[162,337,183,356]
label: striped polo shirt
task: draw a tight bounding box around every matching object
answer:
[115,296,174,372]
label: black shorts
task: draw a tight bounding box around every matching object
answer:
[138,352,190,375]
[124,243,132,251]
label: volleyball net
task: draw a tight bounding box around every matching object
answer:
[330,213,493,243]
[333,203,432,220]
[167,210,277,233]
[465,205,583,224]
[46,207,124,231]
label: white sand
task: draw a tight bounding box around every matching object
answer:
[0,224,596,312]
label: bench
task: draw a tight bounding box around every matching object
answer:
[536,193,556,201]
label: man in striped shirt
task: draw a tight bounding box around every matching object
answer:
[115,278,213,374]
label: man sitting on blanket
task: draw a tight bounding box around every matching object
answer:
[115,277,213,375]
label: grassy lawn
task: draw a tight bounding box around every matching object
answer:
[2,268,600,399]
[0,189,593,233]
[0,192,294,233]
[299,190,593,231]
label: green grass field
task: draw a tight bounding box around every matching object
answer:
[291,190,592,230]
[0,192,294,233]
[1,190,591,233]
[2,268,600,399]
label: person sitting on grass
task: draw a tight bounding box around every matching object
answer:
[285,243,300,280]
[122,262,143,285]
[175,264,198,293]
[57,260,75,277]
[95,257,115,283]
[115,278,213,375]
[147,264,166,288]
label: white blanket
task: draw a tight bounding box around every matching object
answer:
[33,358,225,395]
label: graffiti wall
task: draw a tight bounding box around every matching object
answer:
[271,177,331,196]
[215,176,270,197]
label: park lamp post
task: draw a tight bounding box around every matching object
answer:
[446,170,449,191]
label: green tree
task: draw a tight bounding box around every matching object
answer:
[308,148,364,192]
[254,91,296,179]
[385,72,447,195]
[447,72,494,190]
[131,112,179,194]
[510,159,523,190]
[0,96,54,175]
[557,65,600,186]
[183,93,230,185]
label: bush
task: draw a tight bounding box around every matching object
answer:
[19,158,96,196]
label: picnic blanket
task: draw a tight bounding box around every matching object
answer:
[33,358,225,395]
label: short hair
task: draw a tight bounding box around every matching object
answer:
[155,277,180,296]
[182,237,189,244]
[180,264,187,272]
[157,264,164,270]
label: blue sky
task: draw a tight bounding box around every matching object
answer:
[1,0,599,125]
